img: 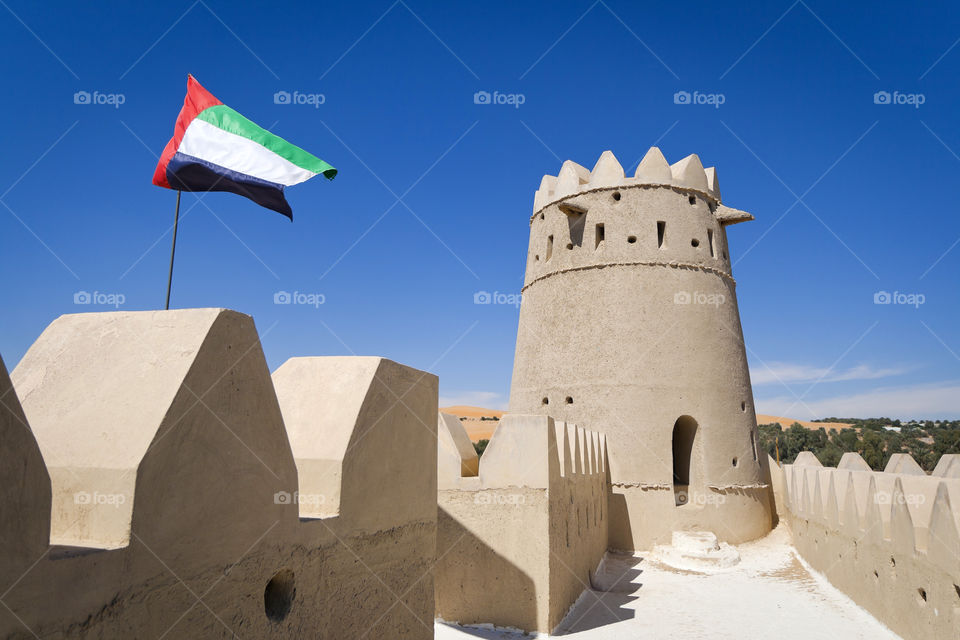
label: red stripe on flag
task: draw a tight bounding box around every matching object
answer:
[152,75,223,189]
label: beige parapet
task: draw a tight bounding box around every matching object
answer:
[0,355,51,581]
[783,451,960,640]
[838,451,872,471]
[932,453,960,478]
[12,309,298,552]
[436,414,608,633]
[0,310,437,639]
[272,356,438,531]
[437,412,479,488]
[885,453,926,476]
[767,455,787,521]
[479,413,559,489]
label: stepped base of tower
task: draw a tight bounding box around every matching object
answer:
[607,483,774,551]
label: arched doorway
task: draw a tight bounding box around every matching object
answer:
[672,415,698,506]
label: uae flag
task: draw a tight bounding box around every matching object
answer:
[153,75,336,218]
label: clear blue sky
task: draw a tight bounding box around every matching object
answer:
[1,1,958,420]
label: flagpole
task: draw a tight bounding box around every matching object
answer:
[164,190,181,310]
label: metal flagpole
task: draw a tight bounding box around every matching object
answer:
[164,190,181,310]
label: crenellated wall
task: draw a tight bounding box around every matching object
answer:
[435,413,608,633]
[777,451,960,640]
[0,309,437,639]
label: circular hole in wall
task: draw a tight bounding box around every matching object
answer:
[565,396,573,404]
[566,243,573,250]
[688,195,696,205]
[917,588,927,604]
[264,569,296,622]
[534,255,540,261]
[612,191,621,201]
[627,236,637,244]
[741,401,747,412]
[691,238,700,247]
[732,457,738,467]
[541,397,549,405]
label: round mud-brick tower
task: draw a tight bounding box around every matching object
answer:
[508,148,774,550]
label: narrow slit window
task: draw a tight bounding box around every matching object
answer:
[595,223,605,249]
[707,229,715,257]
[546,235,553,262]
[657,221,666,249]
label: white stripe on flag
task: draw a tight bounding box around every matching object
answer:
[178,118,316,186]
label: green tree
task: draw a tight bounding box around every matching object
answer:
[474,439,489,457]
[859,431,884,469]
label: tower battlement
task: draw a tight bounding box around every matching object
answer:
[531,148,753,226]
[510,147,774,550]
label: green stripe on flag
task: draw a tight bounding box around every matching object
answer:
[196,105,337,179]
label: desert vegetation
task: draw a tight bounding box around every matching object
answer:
[758,417,960,472]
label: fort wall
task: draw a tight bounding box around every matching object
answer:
[435,414,608,633]
[777,452,960,640]
[0,309,438,639]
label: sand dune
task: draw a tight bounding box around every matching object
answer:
[440,405,504,419]
[755,414,853,431]
[439,405,503,443]
[440,407,853,443]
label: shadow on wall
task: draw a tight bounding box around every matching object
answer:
[435,505,537,630]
